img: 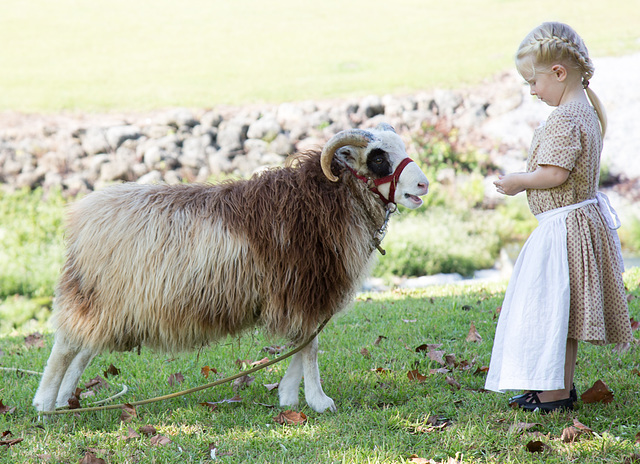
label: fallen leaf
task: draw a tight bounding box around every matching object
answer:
[103,364,120,378]
[273,410,307,425]
[525,440,547,453]
[0,430,23,449]
[444,354,457,367]
[68,396,81,409]
[0,400,16,415]
[445,376,461,390]
[263,345,286,355]
[631,318,640,331]
[560,426,580,443]
[373,335,387,346]
[79,452,106,464]
[572,419,593,434]
[232,375,255,391]
[473,366,489,376]
[427,350,446,365]
[407,455,430,464]
[123,427,140,440]
[201,366,218,378]
[465,322,482,343]
[120,403,137,423]
[199,402,219,412]
[429,367,451,375]
[636,432,640,444]
[139,425,157,437]
[24,332,45,348]
[263,382,279,391]
[251,357,270,367]
[407,369,427,383]
[85,376,109,391]
[508,422,541,434]
[360,348,371,358]
[581,379,614,404]
[168,372,184,386]
[149,435,171,446]
[415,343,443,353]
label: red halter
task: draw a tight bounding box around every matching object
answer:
[346,157,415,206]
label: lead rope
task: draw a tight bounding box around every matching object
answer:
[36,318,331,416]
[373,203,397,255]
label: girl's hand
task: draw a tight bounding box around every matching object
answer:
[494,173,526,196]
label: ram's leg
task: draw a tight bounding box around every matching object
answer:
[32,335,80,413]
[279,351,303,408]
[301,336,336,413]
[55,347,97,407]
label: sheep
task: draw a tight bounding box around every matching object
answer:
[32,123,429,414]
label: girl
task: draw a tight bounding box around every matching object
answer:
[485,22,633,412]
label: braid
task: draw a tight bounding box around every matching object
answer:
[516,22,607,135]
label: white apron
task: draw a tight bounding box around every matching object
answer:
[485,193,622,392]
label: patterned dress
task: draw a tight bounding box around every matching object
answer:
[526,101,632,345]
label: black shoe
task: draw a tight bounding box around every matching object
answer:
[508,384,577,405]
[510,391,574,413]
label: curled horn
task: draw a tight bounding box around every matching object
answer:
[320,129,375,182]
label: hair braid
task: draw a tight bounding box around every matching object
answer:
[516,22,607,135]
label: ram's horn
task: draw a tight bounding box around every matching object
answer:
[320,129,375,182]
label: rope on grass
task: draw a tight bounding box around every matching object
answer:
[37,318,330,416]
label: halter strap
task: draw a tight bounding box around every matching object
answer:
[345,157,415,205]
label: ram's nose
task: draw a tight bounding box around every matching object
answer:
[417,181,429,195]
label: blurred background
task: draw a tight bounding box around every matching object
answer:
[1,0,639,333]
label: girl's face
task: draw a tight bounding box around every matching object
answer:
[517,56,566,107]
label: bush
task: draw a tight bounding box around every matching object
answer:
[0,187,66,299]
[373,207,503,279]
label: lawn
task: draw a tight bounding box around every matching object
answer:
[1,281,639,463]
[1,0,639,112]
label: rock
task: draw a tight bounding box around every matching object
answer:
[106,125,142,149]
[247,115,281,142]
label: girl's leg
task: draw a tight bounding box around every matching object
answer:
[536,337,577,402]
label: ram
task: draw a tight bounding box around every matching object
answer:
[33,124,429,414]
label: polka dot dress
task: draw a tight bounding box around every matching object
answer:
[526,101,632,345]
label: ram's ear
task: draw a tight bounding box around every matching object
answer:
[335,146,357,163]
[375,123,396,133]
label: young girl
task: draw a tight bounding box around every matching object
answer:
[485,22,633,412]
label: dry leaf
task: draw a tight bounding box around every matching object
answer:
[473,366,489,376]
[407,369,427,383]
[415,343,443,353]
[0,400,16,415]
[581,379,614,404]
[0,430,23,449]
[445,376,461,390]
[24,332,45,348]
[509,422,541,434]
[525,440,547,453]
[427,350,446,365]
[263,345,286,355]
[560,426,580,443]
[263,383,279,391]
[373,335,387,346]
[360,348,371,358]
[79,452,106,464]
[407,455,430,464]
[572,419,594,434]
[233,375,255,392]
[103,364,120,378]
[273,410,307,425]
[429,367,450,375]
[123,427,140,440]
[168,372,184,386]
[636,432,640,444]
[149,435,171,446]
[201,366,218,378]
[139,425,157,437]
[371,367,391,374]
[251,357,270,367]
[68,396,81,409]
[465,322,482,343]
[631,318,640,331]
[120,403,137,423]
[444,354,457,367]
[85,376,108,391]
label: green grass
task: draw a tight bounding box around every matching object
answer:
[1,0,639,112]
[1,281,639,463]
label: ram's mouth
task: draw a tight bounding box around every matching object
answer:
[405,193,423,206]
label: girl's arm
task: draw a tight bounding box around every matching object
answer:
[494,165,570,196]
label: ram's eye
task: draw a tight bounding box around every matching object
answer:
[373,156,383,164]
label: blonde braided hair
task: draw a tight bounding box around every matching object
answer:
[516,22,607,135]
